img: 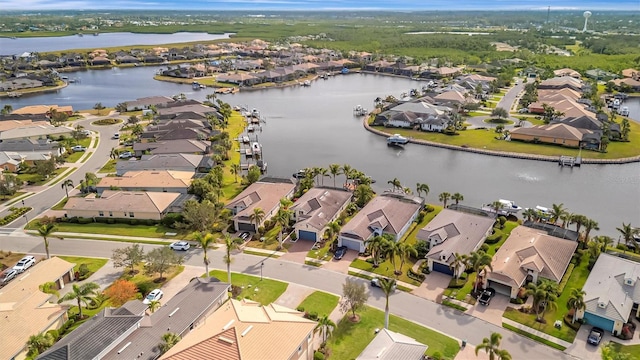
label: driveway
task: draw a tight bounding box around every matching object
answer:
[411,271,451,301]
[466,293,511,326]
[279,240,314,264]
[323,249,358,274]
[565,325,604,359]
[274,282,315,309]
[160,265,204,302]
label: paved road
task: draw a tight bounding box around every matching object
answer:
[498,79,525,112]
[0,114,123,227]
[0,234,576,360]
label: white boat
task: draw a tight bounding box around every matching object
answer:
[612,99,621,109]
[192,81,201,90]
[301,80,311,86]
[251,109,260,118]
[251,142,261,154]
[620,106,630,116]
[387,134,409,145]
[247,125,255,132]
[292,169,307,178]
[242,135,250,143]
[353,105,368,116]
[483,199,523,215]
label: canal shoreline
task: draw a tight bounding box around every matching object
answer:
[362,116,640,165]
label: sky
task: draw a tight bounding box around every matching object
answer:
[1,0,639,11]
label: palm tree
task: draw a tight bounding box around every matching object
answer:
[26,332,54,357]
[560,212,573,229]
[341,164,353,182]
[525,279,558,322]
[39,281,60,300]
[109,147,118,160]
[617,223,637,249]
[550,203,566,225]
[450,253,468,280]
[223,234,243,285]
[439,192,451,208]
[469,250,493,294]
[318,167,329,186]
[582,219,599,244]
[522,208,537,222]
[275,208,292,250]
[475,332,511,360]
[148,299,161,313]
[314,315,337,345]
[58,282,100,319]
[193,232,216,278]
[230,163,241,183]
[489,200,504,215]
[37,223,57,259]
[451,192,464,205]
[249,207,265,233]
[387,177,402,192]
[61,179,74,199]
[379,277,397,329]
[567,288,586,324]
[385,241,402,275]
[1,104,13,115]
[324,221,341,242]
[415,183,430,199]
[159,332,181,353]
[571,214,587,233]
[328,163,342,188]
[364,235,390,267]
[398,243,417,275]
[594,235,614,253]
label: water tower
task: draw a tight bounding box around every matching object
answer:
[582,11,592,32]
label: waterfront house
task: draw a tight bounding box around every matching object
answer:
[115,55,139,64]
[419,115,450,132]
[291,187,353,242]
[39,278,230,360]
[161,298,317,360]
[11,104,74,117]
[216,72,258,86]
[225,177,296,232]
[1,257,75,360]
[356,329,428,360]
[338,192,423,253]
[0,124,74,141]
[417,209,496,275]
[96,170,193,194]
[509,123,600,149]
[621,68,639,80]
[0,78,43,91]
[612,77,640,92]
[133,139,211,156]
[486,226,577,298]
[115,154,214,175]
[90,56,111,66]
[538,77,583,92]
[585,69,619,81]
[125,96,175,111]
[580,253,640,335]
[64,190,182,220]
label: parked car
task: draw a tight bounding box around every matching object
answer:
[2,269,18,284]
[119,151,133,159]
[71,145,86,152]
[370,277,396,291]
[587,327,604,345]
[333,246,348,260]
[80,129,91,136]
[143,289,164,304]
[239,232,250,241]
[478,290,492,306]
[112,133,120,139]
[169,241,190,251]
[12,255,36,273]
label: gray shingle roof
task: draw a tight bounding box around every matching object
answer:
[357,329,427,360]
[291,187,352,232]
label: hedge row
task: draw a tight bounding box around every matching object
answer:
[408,268,426,282]
[59,216,159,226]
[557,263,575,294]
[0,207,31,226]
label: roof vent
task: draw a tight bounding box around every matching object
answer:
[117,342,132,354]
[241,325,253,337]
[219,336,235,344]
[223,319,235,330]
[598,301,607,309]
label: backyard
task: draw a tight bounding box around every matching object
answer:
[208,269,288,306]
[297,291,339,317]
[326,306,459,359]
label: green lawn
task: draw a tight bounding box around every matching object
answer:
[64,151,85,163]
[98,159,117,173]
[351,258,420,286]
[122,263,185,292]
[297,291,339,317]
[327,306,459,360]
[16,167,68,186]
[443,273,477,304]
[609,342,640,358]
[0,191,27,205]
[25,221,190,239]
[485,221,518,255]
[405,206,443,245]
[208,269,288,306]
[57,256,108,277]
[307,240,333,260]
[244,225,292,251]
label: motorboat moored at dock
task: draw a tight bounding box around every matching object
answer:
[387,134,409,146]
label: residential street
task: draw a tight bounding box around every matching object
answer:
[0,233,577,360]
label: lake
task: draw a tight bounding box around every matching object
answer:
[0,32,232,55]
[3,68,639,236]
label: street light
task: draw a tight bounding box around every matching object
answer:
[260,261,264,281]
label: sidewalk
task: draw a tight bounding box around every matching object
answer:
[348,267,418,291]
[502,317,573,348]
[58,260,123,301]
[242,246,286,258]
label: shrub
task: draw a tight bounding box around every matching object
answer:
[485,229,503,244]
[365,258,374,264]
[230,285,242,298]
[135,280,156,296]
[415,241,429,258]
[78,264,91,279]
[307,311,318,320]
[510,297,525,304]
[448,277,466,289]
[296,306,304,312]
[557,263,575,293]
[425,205,435,213]
[480,243,489,252]
[129,219,138,225]
[290,232,297,241]
[431,351,443,360]
[77,217,93,224]
[408,269,426,282]
[161,213,183,228]
[314,351,326,360]
[46,329,60,342]
[563,313,581,331]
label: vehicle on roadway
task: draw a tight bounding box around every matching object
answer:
[143,289,163,304]
[169,241,190,251]
[370,277,396,291]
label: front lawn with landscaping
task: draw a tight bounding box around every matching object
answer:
[58,256,108,280]
[16,166,68,186]
[609,342,640,358]
[25,220,190,239]
[98,159,117,173]
[297,291,339,318]
[326,306,459,359]
[208,269,288,306]
[122,262,184,295]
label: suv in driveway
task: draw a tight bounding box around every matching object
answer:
[333,246,348,260]
[478,289,493,306]
[13,256,36,273]
[587,327,604,345]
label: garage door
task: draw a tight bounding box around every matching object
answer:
[298,230,317,241]
[340,238,362,252]
[583,313,615,332]
[488,280,512,297]
[432,262,454,275]
[238,222,255,231]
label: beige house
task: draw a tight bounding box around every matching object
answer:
[487,226,577,298]
[96,170,193,194]
[0,124,74,141]
[291,187,352,242]
[0,257,75,360]
[11,105,74,116]
[225,178,296,232]
[338,192,423,253]
[509,123,598,148]
[64,190,181,220]
[161,299,317,360]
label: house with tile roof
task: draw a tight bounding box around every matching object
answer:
[115,154,214,176]
[357,329,428,360]
[553,68,582,79]
[291,187,353,242]
[161,299,317,360]
[225,177,296,232]
[133,139,211,157]
[580,254,640,335]
[486,226,577,298]
[11,105,74,117]
[39,278,230,360]
[417,209,496,276]
[338,192,423,253]
[96,170,194,194]
[64,190,182,220]
[509,123,600,149]
[1,257,75,360]
[0,124,74,141]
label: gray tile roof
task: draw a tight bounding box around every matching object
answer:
[356,329,427,360]
[583,253,640,323]
[116,154,208,175]
[291,187,352,232]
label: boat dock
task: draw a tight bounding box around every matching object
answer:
[559,155,581,167]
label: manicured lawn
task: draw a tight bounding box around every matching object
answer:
[443,273,477,304]
[64,150,85,163]
[58,256,108,277]
[307,240,333,260]
[51,197,69,210]
[25,221,190,239]
[244,225,291,251]
[122,263,185,294]
[0,191,26,205]
[351,258,421,286]
[405,206,442,245]
[208,269,288,306]
[219,111,248,202]
[327,306,459,360]
[297,291,339,317]
[98,159,117,173]
[609,342,640,358]
[502,323,566,351]
[485,221,518,256]
[16,167,68,186]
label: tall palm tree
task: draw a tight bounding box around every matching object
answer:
[550,203,566,225]
[364,235,390,267]
[594,235,614,253]
[582,218,599,244]
[387,177,402,192]
[318,167,329,186]
[230,163,241,183]
[397,242,417,275]
[159,332,181,353]
[489,200,504,215]
[385,241,402,275]
[249,207,265,233]
[37,223,57,259]
[223,234,243,285]
[341,164,353,182]
[328,163,342,188]
[617,223,637,249]
[469,250,493,294]
[475,332,511,360]
[450,253,468,280]
[571,214,587,233]
[148,299,161,313]
[415,183,430,199]
[439,192,451,208]
[193,232,216,278]
[275,208,292,250]
[525,279,558,321]
[26,332,54,357]
[314,315,337,345]
[109,147,119,160]
[560,212,573,229]
[567,288,586,324]
[379,277,397,329]
[61,179,74,199]
[58,282,100,319]
[324,221,341,242]
[451,192,464,205]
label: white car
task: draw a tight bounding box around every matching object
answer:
[80,129,91,136]
[119,151,133,159]
[143,289,163,304]
[169,241,190,251]
[71,145,86,152]
[2,269,18,284]
[12,256,36,273]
